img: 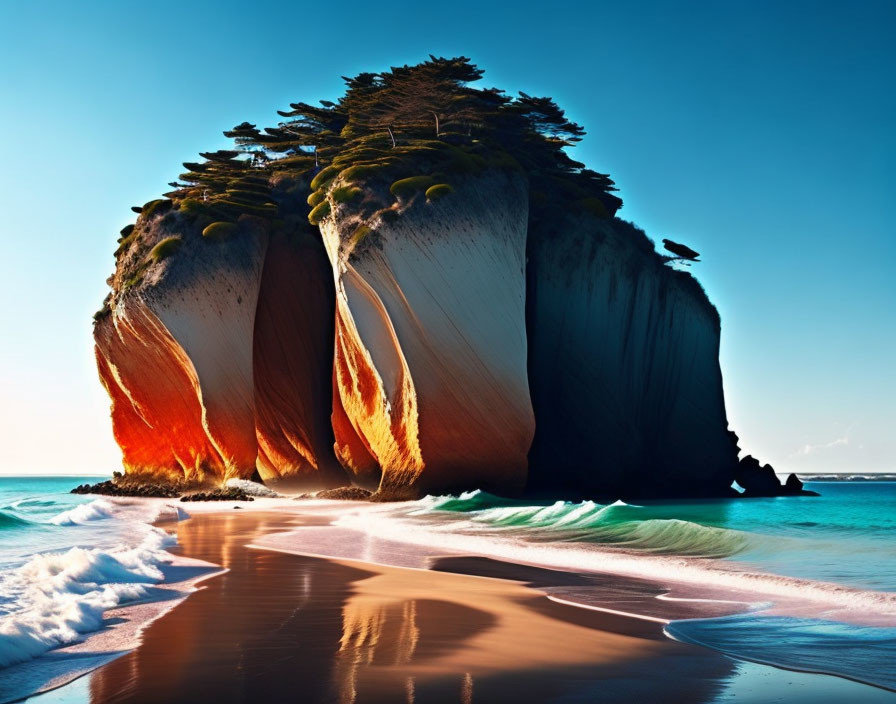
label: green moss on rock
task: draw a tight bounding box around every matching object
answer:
[390,175,436,198]
[308,200,331,225]
[202,221,238,239]
[339,163,387,183]
[425,183,454,200]
[310,165,340,190]
[114,230,138,257]
[307,190,326,207]
[150,236,182,261]
[142,199,173,219]
[332,185,362,204]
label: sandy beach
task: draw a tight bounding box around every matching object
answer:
[15,502,895,704]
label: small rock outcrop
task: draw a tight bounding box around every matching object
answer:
[735,456,819,497]
[315,486,373,500]
[180,487,255,502]
[72,473,185,498]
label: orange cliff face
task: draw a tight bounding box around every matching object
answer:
[94,303,225,481]
[318,170,535,499]
[96,206,346,487]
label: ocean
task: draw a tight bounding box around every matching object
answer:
[0,477,179,688]
[335,481,896,691]
[1,476,895,696]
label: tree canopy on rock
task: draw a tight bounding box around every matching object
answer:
[126,56,623,265]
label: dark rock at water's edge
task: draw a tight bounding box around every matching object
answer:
[72,475,183,498]
[315,486,373,501]
[180,487,255,502]
[735,456,819,497]
[783,472,820,496]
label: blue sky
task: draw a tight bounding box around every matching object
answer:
[0,0,893,475]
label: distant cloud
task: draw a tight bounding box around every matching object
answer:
[790,424,855,457]
[792,436,848,456]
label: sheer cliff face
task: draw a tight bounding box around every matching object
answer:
[95,171,737,499]
[253,229,344,488]
[318,170,535,499]
[527,213,737,498]
[95,208,343,486]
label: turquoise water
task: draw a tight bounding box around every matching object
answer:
[387,482,896,690]
[407,482,896,592]
[2,477,896,695]
[0,475,176,702]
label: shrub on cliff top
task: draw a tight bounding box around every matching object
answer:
[425,183,453,200]
[332,185,362,204]
[112,55,626,279]
[150,236,182,262]
[351,224,372,245]
[307,189,326,207]
[308,200,331,225]
[310,165,340,190]
[390,175,436,198]
[202,221,238,240]
[142,199,172,219]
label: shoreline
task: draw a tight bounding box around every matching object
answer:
[13,499,896,703]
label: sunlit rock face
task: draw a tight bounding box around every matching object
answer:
[319,170,535,499]
[95,206,345,486]
[252,229,346,489]
[94,303,223,482]
[95,209,267,482]
[526,213,738,498]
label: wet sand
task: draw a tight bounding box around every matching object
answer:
[27,510,896,704]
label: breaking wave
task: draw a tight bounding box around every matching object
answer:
[48,499,114,526]
[409,490,754,558]
[0,527,175,668]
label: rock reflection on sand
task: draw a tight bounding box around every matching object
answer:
[331,564,660,703]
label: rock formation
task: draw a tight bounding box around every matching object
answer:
[319,170,535,499]
[252,228,345,489]
[95,196,345,488]
[92,57,806,500]
[526,213,737,499]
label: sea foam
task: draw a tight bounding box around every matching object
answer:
[48,499,114,526]
[0,524,175,668]
[334,494,896,624]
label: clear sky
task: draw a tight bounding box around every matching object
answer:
[0,0,893,475]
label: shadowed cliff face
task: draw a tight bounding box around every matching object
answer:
[95,206,344,486]
[526,213,738,499]
[319,170,535,499]
[252,229,345,489]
